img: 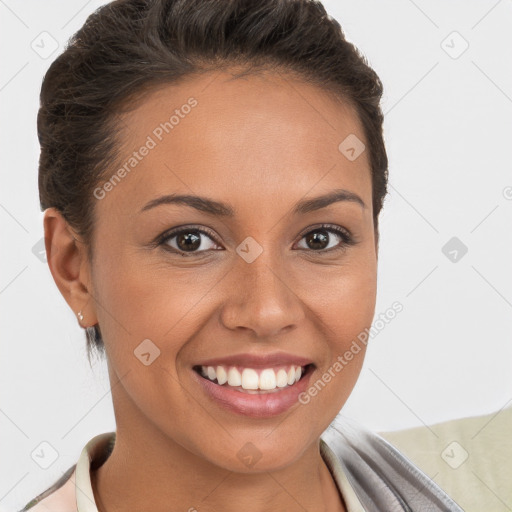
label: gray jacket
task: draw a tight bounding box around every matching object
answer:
[320,415,464,511]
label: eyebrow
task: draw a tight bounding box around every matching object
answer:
[139,188,366,216]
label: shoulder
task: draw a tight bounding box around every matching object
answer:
[18,431,116,512]
[321,414,464,511]
[18,465,77,512]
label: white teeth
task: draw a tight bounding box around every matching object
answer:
[199,364,307,391]
[241,368,259,390]
[259,368,277,390]
[227,367,242,387]
[216,366,228,385]
[276,369,289,387]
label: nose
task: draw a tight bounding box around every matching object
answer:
[219,253,306,339]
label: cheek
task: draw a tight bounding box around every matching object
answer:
[329,271,377,342]
[305,254,377,405]
[90,251,207,430]
[91,246,225,370]
[310,252,377,344]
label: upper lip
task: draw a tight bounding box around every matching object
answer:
[194,352,314,369]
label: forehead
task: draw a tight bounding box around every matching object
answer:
[100,69,372,218]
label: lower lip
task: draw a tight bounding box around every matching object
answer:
[192,365,315,418]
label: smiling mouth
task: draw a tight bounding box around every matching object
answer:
[192,363,314,394]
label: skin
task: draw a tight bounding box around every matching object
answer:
[44,68,378,512]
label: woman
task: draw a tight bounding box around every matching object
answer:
[22,0,463,510]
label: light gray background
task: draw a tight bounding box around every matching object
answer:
[1,0,511,510]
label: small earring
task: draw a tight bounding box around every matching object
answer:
[77,310,84,322]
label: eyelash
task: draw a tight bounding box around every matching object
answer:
[156,223,357,258]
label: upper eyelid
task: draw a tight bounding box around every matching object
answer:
[158,225,220,247]
[296,223,351,238]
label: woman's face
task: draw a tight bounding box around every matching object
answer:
[86,69,377,471]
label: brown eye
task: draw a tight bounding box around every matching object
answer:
[160,226,222,256]
[176,231,201,251]
[304,230,329,250]
[295,225,355,253]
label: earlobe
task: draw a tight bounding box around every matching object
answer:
[43,207,98,328]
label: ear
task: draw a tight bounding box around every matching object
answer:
[43,207,98,328]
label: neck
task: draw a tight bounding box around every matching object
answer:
[91,418,345,512]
